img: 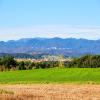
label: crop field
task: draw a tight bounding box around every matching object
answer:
[0,84,100,100]
[0,68,100,99]
[0,68,100,84]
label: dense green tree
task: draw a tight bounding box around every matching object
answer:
[67,54,100,68]
[0,55,16,69]
[18,61,26,70]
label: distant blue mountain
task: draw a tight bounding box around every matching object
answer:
[0,37,100,57]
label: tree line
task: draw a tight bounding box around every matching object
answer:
[0,54,100,71]
[66,54,100,68]
[0,55,60,71]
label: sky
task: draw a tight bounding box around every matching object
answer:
[0,0,100,41]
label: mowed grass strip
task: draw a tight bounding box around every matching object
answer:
[0,68,100,84]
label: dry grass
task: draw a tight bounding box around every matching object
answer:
[0,84,100,100]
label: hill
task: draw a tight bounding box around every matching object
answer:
[0,37,100,57]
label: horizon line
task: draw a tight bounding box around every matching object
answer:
[1,37,100,42]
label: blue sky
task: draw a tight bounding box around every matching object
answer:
[0,0,100,41]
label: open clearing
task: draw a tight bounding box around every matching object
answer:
[0,84,100,100]
[0,68,100,84]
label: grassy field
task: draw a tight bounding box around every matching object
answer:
[0,68,100,84]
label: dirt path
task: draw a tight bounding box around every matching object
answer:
[0,84,100,100]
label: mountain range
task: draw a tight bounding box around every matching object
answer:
[0,37,100,57]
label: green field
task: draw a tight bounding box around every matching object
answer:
[0,68,100,84]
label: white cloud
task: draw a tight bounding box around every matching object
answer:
[0,25,100,41]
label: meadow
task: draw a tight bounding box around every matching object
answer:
[0,68,100,84]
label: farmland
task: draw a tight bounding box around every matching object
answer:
[0,84,100,100]
[0,68,100,84]
[0,68,100,99]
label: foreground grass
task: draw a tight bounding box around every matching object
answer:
[0,68,100,84]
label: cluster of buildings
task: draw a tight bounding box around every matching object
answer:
[16,55,72,62]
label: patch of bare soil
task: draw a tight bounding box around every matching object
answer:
[0,84,100,100]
